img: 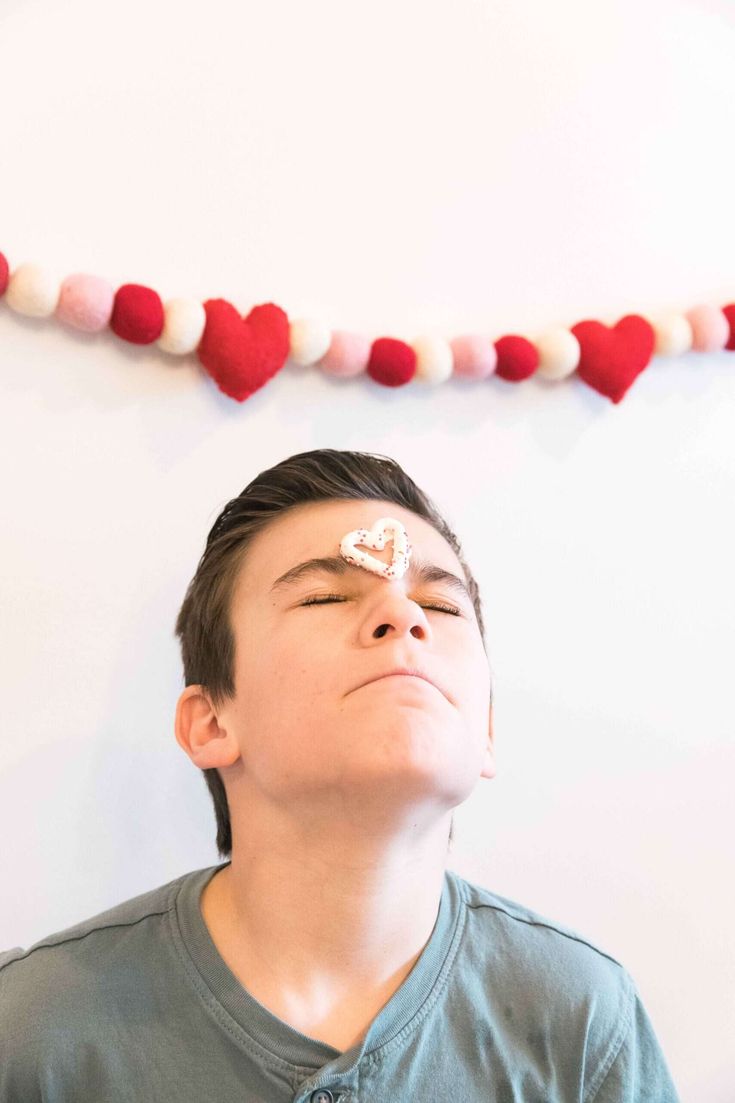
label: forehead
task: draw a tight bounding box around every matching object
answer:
[235,498,465,597]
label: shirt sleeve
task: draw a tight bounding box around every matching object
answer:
[589,981,681,1103]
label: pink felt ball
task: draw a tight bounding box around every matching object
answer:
[449,335,497,379]
[366,337,416,386]
[494,334,539,382]
[317,330,371,377]
[110,283,165,344]
[685,304,729,352]
[0,252,9,296]
[56,274,114,332]
[720,303,735,350]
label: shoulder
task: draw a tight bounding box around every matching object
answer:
[446,873,680,1100]
[2,868,187,973]
[0,867,196,1049]
[449,869,635,1034]
[453,869,628,970]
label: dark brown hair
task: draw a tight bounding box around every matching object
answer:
[174,448,490,859]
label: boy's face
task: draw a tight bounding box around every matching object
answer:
[217,498,495,833]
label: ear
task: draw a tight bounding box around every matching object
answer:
[480,701,496,780]
[174,685,241,771]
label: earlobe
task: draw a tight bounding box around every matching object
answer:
[174,685,240,770]
[481,704,496,780]
[480,745,497,780]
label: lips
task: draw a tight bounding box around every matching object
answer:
[371,673,432,687]
[357,668,445,699]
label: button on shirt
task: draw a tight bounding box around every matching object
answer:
[0,861,681,1101]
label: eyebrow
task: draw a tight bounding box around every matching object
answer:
[269,553,473,604]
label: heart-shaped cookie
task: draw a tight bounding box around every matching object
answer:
[197,299,290,402]
[340,517,412,579]
[571,314,655,404]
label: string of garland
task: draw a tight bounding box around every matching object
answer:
[1,251,734,405]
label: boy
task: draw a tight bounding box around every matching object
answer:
[0,448,680,1101]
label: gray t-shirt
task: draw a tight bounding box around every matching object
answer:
[0,861,681,1102]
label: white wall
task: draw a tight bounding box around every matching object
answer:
[1,1,734,1098]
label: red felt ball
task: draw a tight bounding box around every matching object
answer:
[493,335,539,381]
[366,337,417,386]
[722,303,735,350]
[0,252,9,296]
[110,283,164,344]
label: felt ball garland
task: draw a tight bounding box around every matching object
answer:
[289,317,332,366]
[110,284,164,344]
[318,330,371,377]
[158,298,207,355]
[366,337,417,387]
[449,335,497,379]
[5,262,60,317]
[57,274,114,332]
[494,335,539,382]
[196,299,290,402]
[0,247,734,405]
[724,305,735,350]
[653,314,693,358]
[686,303,730,352]
[570,315,656,405]
[534,328,580,380]
[413,336,454,384]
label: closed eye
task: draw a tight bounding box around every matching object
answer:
[299,594,462,616]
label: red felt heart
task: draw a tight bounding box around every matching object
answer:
[197,299,290,402]
[570,314,655,404]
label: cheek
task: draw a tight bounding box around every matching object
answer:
[237,625,336,706]
[457,652,493,713]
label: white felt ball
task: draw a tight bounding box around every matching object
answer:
[5,262,60,317]
[412,336,454,384]
[157,298,207,355]
[534,328,580,380]
[289,318,332,366]
[653,314,693,356]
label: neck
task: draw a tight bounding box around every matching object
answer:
[200,809,451,1048]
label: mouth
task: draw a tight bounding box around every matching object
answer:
[372,673,432,685]
[360,672,444,698]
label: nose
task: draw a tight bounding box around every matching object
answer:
[360,584,433,642]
